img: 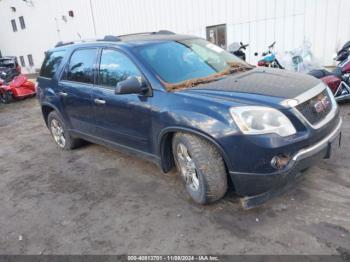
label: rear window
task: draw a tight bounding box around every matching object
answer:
[40,51,66,78]
[0,59,15,68]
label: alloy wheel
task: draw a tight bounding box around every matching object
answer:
[176,143,200,191]
[50,119,66,148]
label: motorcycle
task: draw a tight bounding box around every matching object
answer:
[0,73,36,104]
[308,41,350,102]
[228,42,249,61]
[254,41,284,69]
[278,41,322,74]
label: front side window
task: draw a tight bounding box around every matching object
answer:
[98,49,141,87]
[136,38,249,84]
[40,51,65,78]
[64,49,97,84]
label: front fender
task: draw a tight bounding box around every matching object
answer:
[154,102,240,172]
[158,125,234,172]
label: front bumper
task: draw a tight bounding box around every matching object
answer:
[230,117,342,199]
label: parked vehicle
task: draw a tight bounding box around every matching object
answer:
[308,41,350,101]
[228,42,249,61]
[37,31,342,208]
[0,75,36,103]
[255,41,284,69]
[0,56,21,82]
[279,41,322,74]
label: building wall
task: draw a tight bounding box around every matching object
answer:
[0,0,349,74]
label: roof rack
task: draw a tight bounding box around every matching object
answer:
[99,35,121,42]
[54,30,176,47]
[54,41,75,48]
[54,37,117,48]
[118,30,176,38]
[155,30,175,35]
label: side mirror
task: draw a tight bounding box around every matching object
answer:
[115,76,148,95]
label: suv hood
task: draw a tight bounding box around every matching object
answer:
[181,67,320,107]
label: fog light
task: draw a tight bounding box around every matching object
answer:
[271,154,291,169]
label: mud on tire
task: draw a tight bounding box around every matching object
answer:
[172,132,228,204]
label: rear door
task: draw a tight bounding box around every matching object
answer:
[92,48,152,152]
[58,48,98,134]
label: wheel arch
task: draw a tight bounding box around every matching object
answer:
[41,103,64,127]
[158,127,232,174]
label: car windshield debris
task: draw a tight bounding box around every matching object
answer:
[163,62,253,92]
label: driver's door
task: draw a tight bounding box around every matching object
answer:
[92,48,152,152]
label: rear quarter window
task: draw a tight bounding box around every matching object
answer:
[40,50,66,78]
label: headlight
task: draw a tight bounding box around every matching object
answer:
[230,106,296,137]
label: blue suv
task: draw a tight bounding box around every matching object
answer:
[37,31,342,207]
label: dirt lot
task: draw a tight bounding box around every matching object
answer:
[0,98,349,255]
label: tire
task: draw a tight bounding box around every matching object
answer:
[0,91,13,104]
[274,59,284,69]
[47,111,82,150]
[172,132,228,204]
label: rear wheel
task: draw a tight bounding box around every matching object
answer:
[48,111,82,150]
[172,132,228,204]
[0,91,13,104]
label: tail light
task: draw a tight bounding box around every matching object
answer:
[258,61,267,66]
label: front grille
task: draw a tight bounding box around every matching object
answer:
[296,89,333,125]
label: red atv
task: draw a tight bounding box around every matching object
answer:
[0,75,36,104]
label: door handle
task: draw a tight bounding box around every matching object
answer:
[58,91,68,97]
[94,98,106,105]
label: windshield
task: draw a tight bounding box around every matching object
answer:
[0,59,15,68]
[135,38,251,87]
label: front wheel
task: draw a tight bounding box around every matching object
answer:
[172,132,228,204]
[273,59,284,69]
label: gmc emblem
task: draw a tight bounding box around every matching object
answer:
[314,96,330,113]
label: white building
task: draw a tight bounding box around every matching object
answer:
[0,0,349,74]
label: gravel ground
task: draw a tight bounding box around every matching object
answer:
[0,98,349,255]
